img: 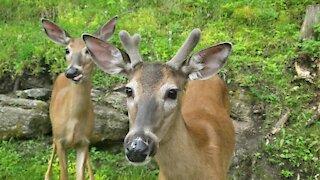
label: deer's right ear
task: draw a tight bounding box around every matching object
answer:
[41,18,71,46]
[82,34,131,76]
[94,16,118,41]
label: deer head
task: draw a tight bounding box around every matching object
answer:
[41,16,118,83]
[83,29,232,164]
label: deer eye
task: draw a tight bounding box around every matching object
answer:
[125,87,134,98]
[166,89,178,100]
[65,48,70,54]
[85,49,89,54]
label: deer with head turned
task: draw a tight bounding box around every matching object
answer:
[41,16,118,180]
[82,29,235,179]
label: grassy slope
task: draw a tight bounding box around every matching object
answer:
[0,0,319,179]
[0,138,158,179]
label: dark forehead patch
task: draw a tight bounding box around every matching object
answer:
[140,63,164,90]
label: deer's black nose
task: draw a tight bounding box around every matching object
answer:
[125,138,149,163]
[65,67,79,79]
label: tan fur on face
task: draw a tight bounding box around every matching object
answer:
[126,64,185,140]
[125,63,234,180]
[69,38,85,51]
[65,38,95,79]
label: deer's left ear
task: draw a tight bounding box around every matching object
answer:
[82,34,131,76]
[181,42,232,80]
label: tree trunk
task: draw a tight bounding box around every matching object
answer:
[300,4,320,41]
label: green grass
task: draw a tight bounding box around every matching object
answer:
[0,138,158,179]
[0,0,320,178]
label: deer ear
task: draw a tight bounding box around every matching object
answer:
[41,18,71,46]
[82,34,131,76]
[94,16,118,41]
[181,42,232,80]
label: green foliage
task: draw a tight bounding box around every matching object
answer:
[281,169,294,178]
[0,139,157,179]
[297,22,320,57]
[1,0,320,178]
[90,147,158,179]
[299,39,320,57]
[265,123,320,178]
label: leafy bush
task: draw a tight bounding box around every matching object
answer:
[298,23,320,57]
[265,127,320,178]
[0,0,320,178]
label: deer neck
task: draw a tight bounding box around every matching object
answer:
[155,112,202,179]
[67,74,93,116]
[70,75,92,95]
[68,63,95,99]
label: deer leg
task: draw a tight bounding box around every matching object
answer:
[158,170,166,180]
[86,152,94,180]
[56,142,68,180]
[76,145,88,180]
[45,143,56,180]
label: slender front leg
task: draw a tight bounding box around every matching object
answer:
[76,145,88,180]
[158,170,166,180]
[86,153,94,180]
[45,143,56,180]
[56,142,68,180]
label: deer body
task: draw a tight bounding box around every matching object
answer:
[42,17,117,180]
[48,64,95,180]
[83,28,235,179]
[50,73,94,148]
[156,77,234,179]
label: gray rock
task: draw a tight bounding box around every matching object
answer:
[229,88,279,179]
[0,74,15,94]
[0,94,48,111]
[16,88,52,101]
[230,88,257,169]
[18,72,52,90]
[92,103,128,143]
[230,89,256,140]
[91,89,105,102]
[102,91,127,111]
[0,72,52,94]
[91,90,128,143]
[0,90,129,143]
[0,95,50,139]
